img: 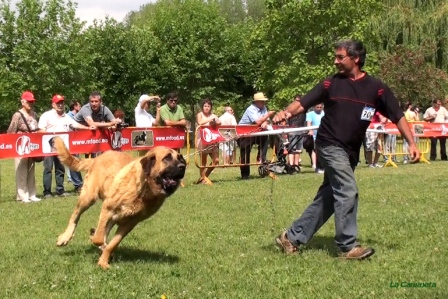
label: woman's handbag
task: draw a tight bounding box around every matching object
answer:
[17,111,44,163]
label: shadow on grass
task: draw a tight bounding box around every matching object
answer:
[263,235,388,257]
[60,246,180,264]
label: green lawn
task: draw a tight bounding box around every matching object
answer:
[0,152,446,299]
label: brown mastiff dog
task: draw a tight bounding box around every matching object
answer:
[53,137,186,269]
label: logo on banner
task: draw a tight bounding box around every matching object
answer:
[441,125,448,136]
[111,131,122,149]
[16,136,39,156]
[202,128,221,143]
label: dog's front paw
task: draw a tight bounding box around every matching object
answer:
[56,233,72,246]
[97,259,110,269]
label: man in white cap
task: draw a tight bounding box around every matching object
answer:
[238,92,275,179]
[135,94,161,157]
[135,94,161,128]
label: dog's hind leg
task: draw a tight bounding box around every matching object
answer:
[97,221,138,269]
[57,192,96,246]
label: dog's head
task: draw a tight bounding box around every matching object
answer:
[140,147,186,196]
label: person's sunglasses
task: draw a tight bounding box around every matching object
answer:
[169,99,178,103]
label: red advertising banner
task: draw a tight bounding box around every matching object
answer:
[0,127,186,159]
[198,122,448,147]
[368,121,448,137]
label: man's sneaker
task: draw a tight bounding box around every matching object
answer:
[275,231,298,255]
[316,168,324,174]
[21,198,31,203]
[373,163,383,168]
[30,196,41,202]
[43,194,53,199]
[339,246,375,260]
[57,192,71,197]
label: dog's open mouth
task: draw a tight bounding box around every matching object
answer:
[160,172,184,192]
[162,177,178,189]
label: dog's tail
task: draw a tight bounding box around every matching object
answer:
[54,136,95,171]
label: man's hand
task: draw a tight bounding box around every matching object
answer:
[308,130,314,136]
[112,119,122,125]
[408,143,421,163]
[273,111,289,124]
[89,125,97,130]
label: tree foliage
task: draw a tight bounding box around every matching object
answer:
[0,0,88,130]
[379,43,448,107]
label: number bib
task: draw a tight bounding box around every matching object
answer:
[361,107,375,121]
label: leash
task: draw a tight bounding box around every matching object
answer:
[266,173,277,232]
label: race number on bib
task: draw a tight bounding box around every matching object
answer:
[361,107,375,121]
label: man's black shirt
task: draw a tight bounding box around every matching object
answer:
[300,73,404,164]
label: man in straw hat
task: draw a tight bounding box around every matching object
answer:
[238,92,275,179]
[272,39,420,260]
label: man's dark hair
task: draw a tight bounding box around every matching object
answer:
[166,92,178,101]
[432,99,440,104]
[334,40,367,68]
[69,101,80,110]
[89,91,101,99]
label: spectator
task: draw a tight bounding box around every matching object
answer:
[67,101,81,119]
[403,102,419,163]
[135,94,161,156]
[38,94,96,198]
[219,106,238,165]
[365,112,387,167]
[160,92,187,127]
[423,99,448,161]
[135,94,161,127]
[287,95,307,173]
[66,100,83,190]
[113,109,125,120]
[195,98,221,185]
[160,92,187,186]
[238,92,275,180]
[306,103,325,173]
[74,91,121,158]
[7,91,41,203]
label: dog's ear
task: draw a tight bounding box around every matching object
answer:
[140,152,156,176]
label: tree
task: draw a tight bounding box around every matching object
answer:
[367,0,448,71]
[0,0,90,131]
[379,43,448,108]
[250,0,383,110]
[123,0,257,121]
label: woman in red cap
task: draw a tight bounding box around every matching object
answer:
[6,91,41,203]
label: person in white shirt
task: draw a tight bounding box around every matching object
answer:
[218,106,237,165]
[423,99,448,160]
[38,94,95,198]
[135,94,161,157]
[135,94,161,127]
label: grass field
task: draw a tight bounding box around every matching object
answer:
[0,152,446,299]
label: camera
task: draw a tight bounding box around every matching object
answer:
[116,122,130,130]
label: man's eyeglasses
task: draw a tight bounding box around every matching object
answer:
[335,54,349,62]
[169,99,178,103]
